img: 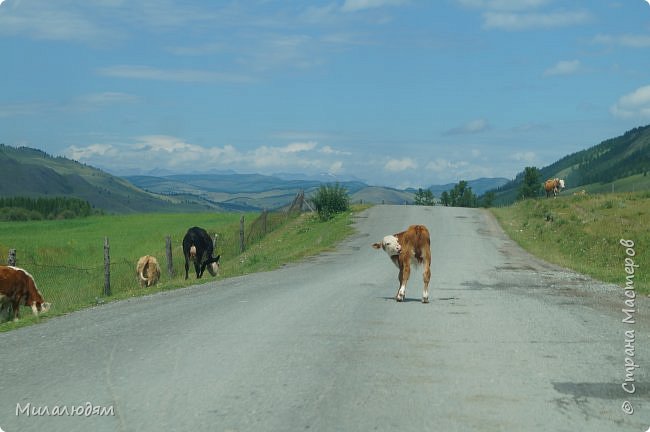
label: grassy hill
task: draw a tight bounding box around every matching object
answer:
[0,145,214,214]
[491,191,649,294]
[492,124,650,205]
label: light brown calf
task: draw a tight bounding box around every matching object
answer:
[372,224,432,303]
[136,255,161,288]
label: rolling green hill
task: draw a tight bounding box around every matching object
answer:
[492,124,650,204]
[0,145,210,214]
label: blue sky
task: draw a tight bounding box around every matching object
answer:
[1,0,650,189]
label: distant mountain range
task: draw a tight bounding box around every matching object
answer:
[4,123,647,213]
[422,178,510,197]
[125,173,393,210]
[0,144,509,213]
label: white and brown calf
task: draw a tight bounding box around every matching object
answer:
[372,224,432,303]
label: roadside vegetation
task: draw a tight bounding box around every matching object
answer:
[0,206,361,331]
[491,191,649,294]
[311,183,350,221]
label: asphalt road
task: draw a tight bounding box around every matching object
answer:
[1,205,648,431]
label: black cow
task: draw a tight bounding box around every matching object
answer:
[182,227,220,279]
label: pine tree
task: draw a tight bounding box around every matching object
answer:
[519,166,541,199]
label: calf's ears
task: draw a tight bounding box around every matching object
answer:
[371,243,381,249]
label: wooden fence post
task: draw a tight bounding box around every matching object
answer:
[7,249,16,266]
[165,235,174,277]
[104,237,111,297]
[239,216,245,253]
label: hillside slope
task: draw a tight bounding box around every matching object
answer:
[492,124,650,204]
[491,191,649,293]
[0,145,206,213]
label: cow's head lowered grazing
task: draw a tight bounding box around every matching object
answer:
[0,266,51,321]
[182,227,221,279]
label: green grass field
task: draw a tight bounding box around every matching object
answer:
[491,191,649,294]
[0,208,359,330]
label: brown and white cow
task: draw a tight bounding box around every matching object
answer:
[0,265,50,321]
[544,178,565,198]
[136,255,161,288]
[372,224,432,303]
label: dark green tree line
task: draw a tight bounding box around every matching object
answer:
[0,196,94,221]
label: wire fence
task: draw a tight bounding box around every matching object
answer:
[1,191,308,323]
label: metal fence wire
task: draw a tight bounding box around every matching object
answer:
[246,190,305,245]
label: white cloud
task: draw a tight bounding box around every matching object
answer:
[166,42,227,56]
[511,122,550,132]
[483,10,590,30]
[544,60,581,77]
[320,145,352,156]
[593,34,650,48]
[329,161,344,173]
[0,2,117,43]
[341,0,409,13]
[456,0,550,11]
[455,0,589,31]
[0,92,136,118]
[67,143,116,160]
[444,118,491,135]
[239,34,328,72]
[133,135,201,153]
[0,102,52,117]
[610,85,650,119]
[248,142,319,169]
[65,136,353,174]
[97,65,254,84]
[385,158,417,172]
[72,92,138,111]
[282,142,318,153]
[426,158,469,173]
[510,151,537,162]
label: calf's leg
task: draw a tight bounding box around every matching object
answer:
[396,256,410,302]
[422,260,431,303]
